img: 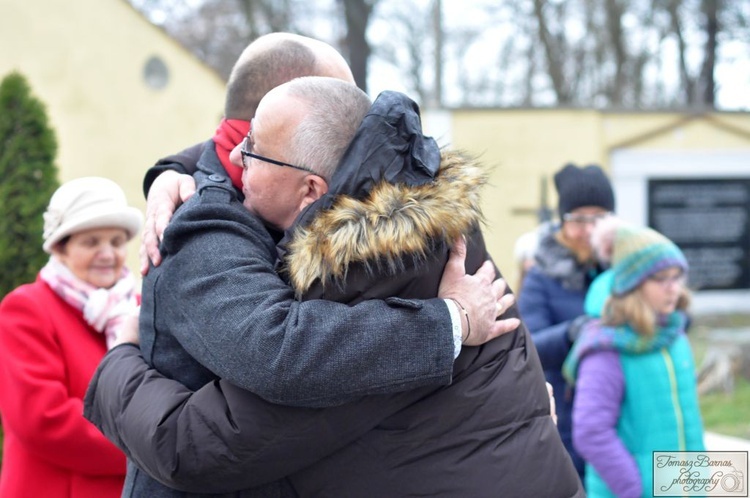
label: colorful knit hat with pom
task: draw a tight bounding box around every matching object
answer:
[611,224,688,296]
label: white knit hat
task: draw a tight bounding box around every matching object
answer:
[42,177,143,253]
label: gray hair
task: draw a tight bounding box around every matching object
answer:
[225,37,317,120]
[285,77,371,180]
[224,33,354,121]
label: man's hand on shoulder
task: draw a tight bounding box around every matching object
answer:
[438,238,520,346]
[140,171,196,275]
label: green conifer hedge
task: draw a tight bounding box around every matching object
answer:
[0,71,60,466]
[0,71,59,298]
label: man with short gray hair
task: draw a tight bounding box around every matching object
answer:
[285,79,371,181]
[234,77,372,230]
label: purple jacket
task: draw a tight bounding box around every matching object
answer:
[572,351,641,497]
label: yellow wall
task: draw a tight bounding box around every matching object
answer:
[0,0,226,277]
[447,109,750,289]
[603,113,750,150]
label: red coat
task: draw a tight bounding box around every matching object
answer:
[0,276,126,498]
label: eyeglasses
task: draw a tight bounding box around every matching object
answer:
[240,123,319,176]
[562,212,611,225]
[647,272,687,288]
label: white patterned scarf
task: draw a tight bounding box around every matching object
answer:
[40,256,138,349]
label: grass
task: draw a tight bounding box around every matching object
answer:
[689,313,750,440]
[699,377,750,439]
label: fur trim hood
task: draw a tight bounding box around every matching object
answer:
[534,227,599,291]
[285,151,488,296]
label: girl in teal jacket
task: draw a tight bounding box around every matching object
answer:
[563,222,705,497]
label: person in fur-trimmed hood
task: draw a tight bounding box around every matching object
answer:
[270,90,585,497]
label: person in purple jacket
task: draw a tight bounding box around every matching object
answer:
[563,220,705,498]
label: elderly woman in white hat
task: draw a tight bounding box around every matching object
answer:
[0,177,142,498]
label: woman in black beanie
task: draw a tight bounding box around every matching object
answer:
[517,163,615,479]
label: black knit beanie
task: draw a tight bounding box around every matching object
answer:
[554,163,615,219]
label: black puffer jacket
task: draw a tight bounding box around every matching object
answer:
[275,91,584,497]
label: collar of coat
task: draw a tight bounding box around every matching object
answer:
[534,228,599,291]
[283,151,488,296]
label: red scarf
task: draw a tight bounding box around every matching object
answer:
[213,118,250,190]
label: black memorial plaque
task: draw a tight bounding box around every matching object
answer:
[648,178,750,291]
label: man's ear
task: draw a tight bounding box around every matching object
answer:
[299,175,329,210]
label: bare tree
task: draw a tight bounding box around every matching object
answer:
[605,0,628,104]
[661,0,725,108]
[665,0,699,104]
[236,0,298,34]
[338,0,379,92]
[432,0,443,107]
[516,0,736,109]
[129,0,318,80]
[700,0,720,106]
[126,0,747,110]
[374,5,432,104]
[532,0,575,104]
